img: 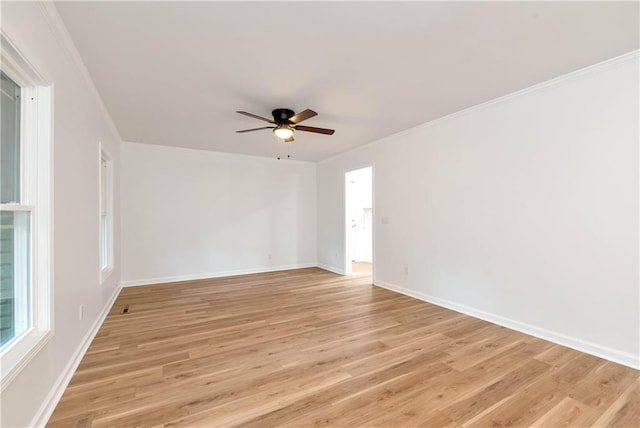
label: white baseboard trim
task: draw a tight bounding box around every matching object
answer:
[317,263,346,275]
[121,263,318,287]
[30,284,122,427]
[374,279,639,370]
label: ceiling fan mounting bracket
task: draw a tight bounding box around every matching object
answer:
[272,108,295,123]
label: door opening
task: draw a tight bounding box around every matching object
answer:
[345,166,373,277]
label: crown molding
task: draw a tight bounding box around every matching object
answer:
[37,1,122,143]
[319,49,640,164]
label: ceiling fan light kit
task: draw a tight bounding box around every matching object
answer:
[236,108,335,143]
[273,124,294,140]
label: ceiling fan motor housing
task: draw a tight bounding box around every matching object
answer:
[272,108,295,123]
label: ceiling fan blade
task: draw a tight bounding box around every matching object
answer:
[236,111,275,123]
[288,109,317,124]
[294,125,335,135]
[236,126,274,133]
[284,135,295,143]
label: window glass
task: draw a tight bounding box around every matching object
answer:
[101,213,108,269]
[0,211,31,347]
[1,71,21,204]
[99,153,113,278]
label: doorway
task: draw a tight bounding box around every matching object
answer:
[345,166,373,277]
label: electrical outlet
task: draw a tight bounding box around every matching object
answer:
[403,266,409,275]
[268,253,272,260]
[79,304,84,321]
[381,216,389,224]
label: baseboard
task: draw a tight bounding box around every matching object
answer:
[121,263,318,287]
[30,283,122,427]
[373,280,640,370]
[317,263,346,275]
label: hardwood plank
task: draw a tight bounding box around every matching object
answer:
[531,397,599,427]
[466,371,565,427]
[46,267,640,427]
[569,361,639,409]
[439,358,552,424]
[592,377,640,427]
[241,349,454,427]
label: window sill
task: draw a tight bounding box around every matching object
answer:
[0,328,53,391]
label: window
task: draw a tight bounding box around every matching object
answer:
[0,33,52,387]
[99,147,113,282]
[1,71,29,347]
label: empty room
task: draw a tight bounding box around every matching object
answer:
[0,1,639,427]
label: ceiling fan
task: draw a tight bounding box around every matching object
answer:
[236,108,335,143]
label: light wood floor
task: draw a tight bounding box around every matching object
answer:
[352,261,372,274]
[48,268,639,427]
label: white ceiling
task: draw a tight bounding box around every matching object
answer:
[55,1,639,162]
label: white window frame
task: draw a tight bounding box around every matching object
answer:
[99,144,113,283]
[0,32,53,390]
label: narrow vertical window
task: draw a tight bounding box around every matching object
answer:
[99,148,113,281]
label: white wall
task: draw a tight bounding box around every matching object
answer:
[318,52,640,368]
[121,143,317,285]
[1,3,122,427]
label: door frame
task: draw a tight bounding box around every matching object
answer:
[344,163,375,279]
